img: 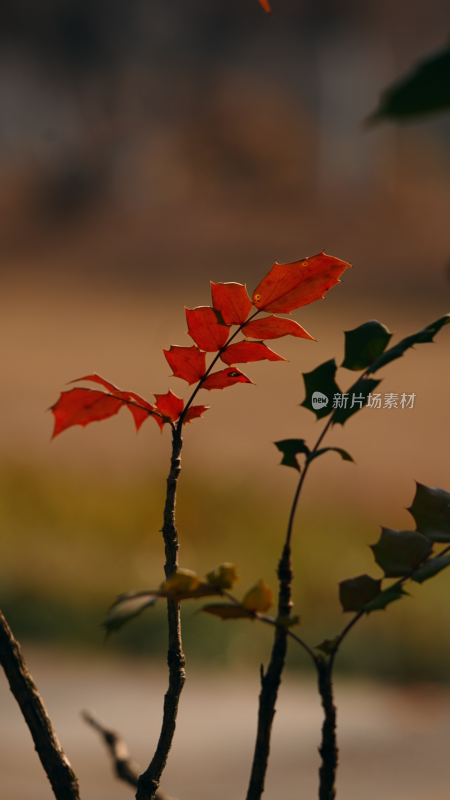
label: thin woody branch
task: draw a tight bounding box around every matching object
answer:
[0,608,80,800]
[82,710,176,799]
[136,430,186,800]
[317,660,338,800]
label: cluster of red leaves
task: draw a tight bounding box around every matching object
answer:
[50,252,350,438]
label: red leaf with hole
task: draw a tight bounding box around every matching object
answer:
[72,374,157,432]
[50,388,124,438]
[201,368,255,391]
[163,345,206,385]
[185,306,230,352]
[211,282,253,326]
[153,391,184,430]
[242,315,314,341]
[183,405,210,424]
[252,251,351,313]
[220,341,286,366]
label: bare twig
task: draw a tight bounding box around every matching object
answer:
[316,660,338,800]
[136,431,186,800]
[0,608,80,800]
[82,710,176,799]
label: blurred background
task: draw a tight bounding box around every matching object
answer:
[1,0,450,797]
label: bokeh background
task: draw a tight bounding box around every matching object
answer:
[1,0,450,798]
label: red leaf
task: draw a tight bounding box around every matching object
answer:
[242,315,314,341]
[183,405,210,424]
[220,340,286,366]
[50,388,123,438]
[185,306,230,352]
[72,374,158,432]
[153,391,184,430]
[211,282,253,325]
[163,345,207,385]
[252,251,351,313]
[258,0,271,11]
[201,368,255,391]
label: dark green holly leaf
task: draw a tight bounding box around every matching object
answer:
[366,315,450,375]
[275,439,310,470]
[369,45,450,123]
[342,320,393,371]
[339,574,382,612]
[371,528,432,578]
[363,584,408,613]
[314,636,341,655]
[411,554,450,584]
[200,603,254,620]
[300,359,340,419]
[102,592,158,635]
[408,483,450,543]
[332,378,381,425]
[307,447,354,466]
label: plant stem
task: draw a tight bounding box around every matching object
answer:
[316,659,338,800]
[136,428,185,800]
[245,544,293,800]
[0,609,80,800]
[245,414,334,800]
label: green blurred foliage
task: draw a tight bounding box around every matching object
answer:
[2,461,450,681]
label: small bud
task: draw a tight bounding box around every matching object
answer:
[160,569,200,593]
[242,579,273,613]
[205,563,239,589]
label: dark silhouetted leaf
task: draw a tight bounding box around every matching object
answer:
[183,405,210,424]
[369,45,450,123]
[220,340,286,366]
[332,378,381,425]
[300,359,340,419]
[315,636,341,655]
[252,252,351,314]
[363,585,408,613]
[243,315,314,341]
[276,614,300,628]
[408,483,450,542]
[339,574,382,612]
[205,563,239,589]
[201,367,254,391]
[163,345,207,385]
[371,528,432,578]
[102,592,158,635]
[366,315,450,375]
[275,439,310,471]
[185,306,230,352]
[201,603,254,620]
[210,282,253,325]
[411,554,450,584]
[342,321,393,371]
[242,580,273,612]
[307,447,354,465]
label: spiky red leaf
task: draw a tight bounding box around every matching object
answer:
[201,368,254,391]
[252,251,351,314]
[242,315,314,341]
[211,282,253,325]
[72,374,157,432]
[153,391,184,430]
[50,388,123,438]
[163,345,206,385]
[183,405,210,424]
[220,340,286,366]
[185,306,230,352]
